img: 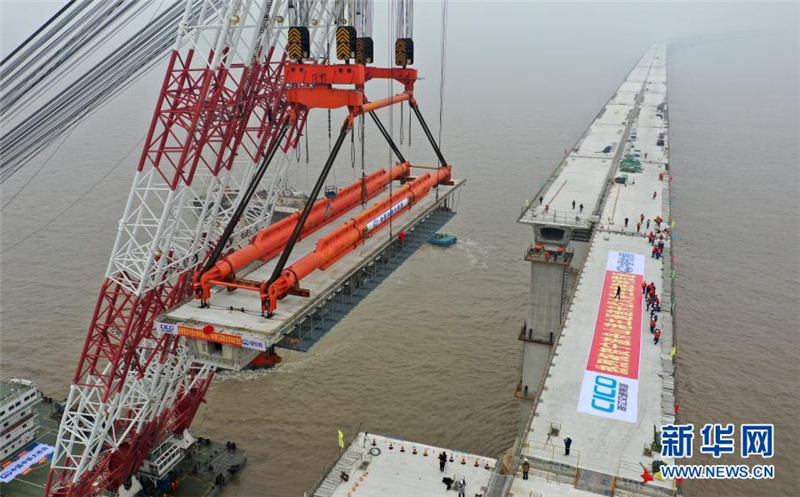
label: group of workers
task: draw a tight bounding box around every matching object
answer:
[520,437,572,481]
[643,281,663,345]
[648,223,670,260]
[535,195,585,216]
[438,451,467,496]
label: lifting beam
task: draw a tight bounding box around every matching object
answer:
[195,60,453,316]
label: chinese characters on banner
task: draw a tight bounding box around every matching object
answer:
[577,251,645,423]
[155,321,267,351]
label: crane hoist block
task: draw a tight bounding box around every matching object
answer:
[287,26,310,61]
[395,38,414,67]
[356,37,374,65]
[336,26,357,61]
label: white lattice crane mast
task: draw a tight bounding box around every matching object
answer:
[46,1,335,495]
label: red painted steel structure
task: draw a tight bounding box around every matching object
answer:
[45,44,303,497]
[47,9,431,496]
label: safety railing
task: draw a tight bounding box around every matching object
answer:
[305,430,365,497]
[519,206,593,228]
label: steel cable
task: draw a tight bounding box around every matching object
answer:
[0,0,210,182]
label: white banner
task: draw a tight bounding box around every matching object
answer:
[0,443,54,483]
[606,250,645,275]
[365,198,409,232]
[241,335,267,351]
[577,371,639,423]
[155,321,177,335]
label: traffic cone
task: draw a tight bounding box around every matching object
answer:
[484,460,490,469]
[400,445,405,453]
[389,442,394,450]
[449,454,454,462]
[461,457,466,465]
[423,448,428,456]
[474,459,479,467]
[372,438,376,446]
[412,446,418,455]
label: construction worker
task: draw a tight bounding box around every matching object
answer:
[654,328,662,345]
[564,437,573,455]
[439,451,447,472]
[572,200,576,209]
[457,478,466,497]
[624,217,629,228]
[637,222,641,233]
[579,203,584,213]
[650,318,656,333]
[642,282,647,295]
[522,458,530,480]
[646,219,651,230]
[653,191,658,199]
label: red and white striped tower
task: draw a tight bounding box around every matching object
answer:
[46,1,336,495]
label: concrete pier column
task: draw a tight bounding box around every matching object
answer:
[526,258,567,343]
[516,224,574,401]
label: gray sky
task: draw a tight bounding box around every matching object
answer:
[2,1,797,60]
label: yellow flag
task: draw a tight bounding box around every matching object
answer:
[671,220,675,228]
[670,347,676,357]
[338,430,345,448]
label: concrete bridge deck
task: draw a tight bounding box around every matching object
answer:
[511,43,678,496]
[160,178,463,369]
[304,43,675,497]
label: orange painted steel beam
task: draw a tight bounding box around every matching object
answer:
[263,165,453,312]
[193,162,411,300]
[284,62,417,112]
[362,92,411,114]
[286,87,366,109]
[284,64,417,90]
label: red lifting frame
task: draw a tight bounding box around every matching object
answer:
[284,63,417,111]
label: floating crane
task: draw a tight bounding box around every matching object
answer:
[34,1,449,495]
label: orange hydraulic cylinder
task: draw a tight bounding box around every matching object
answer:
[195,162,410,299]
[265,165,452,312]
